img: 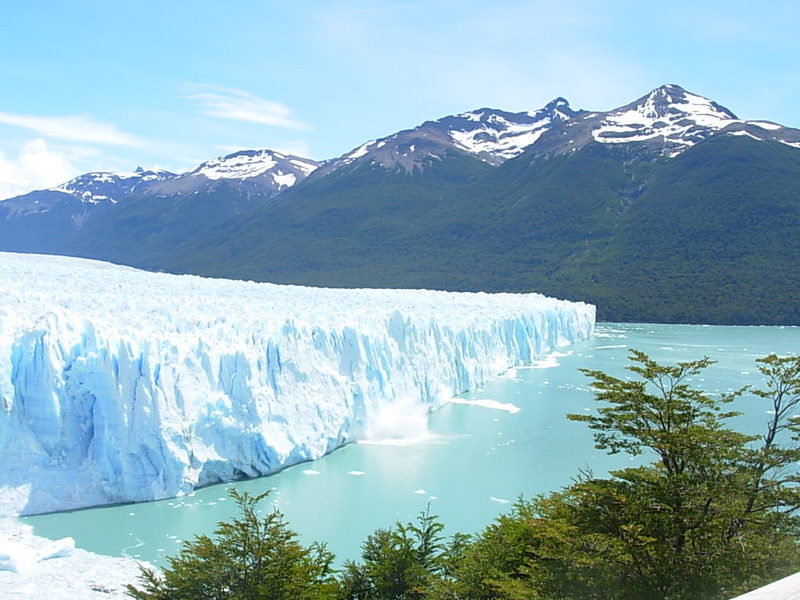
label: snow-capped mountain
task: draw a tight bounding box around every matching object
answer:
[438,98,581,163]
[51,167,177,204]
[314,99,584,177]
[530,84,800,157]
[0,149,319,241]
[0,149,318,215]
[146,149,320,196]
[0,167,177,221]
[593,84,737,150]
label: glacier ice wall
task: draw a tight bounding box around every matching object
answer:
[0,252,595,515]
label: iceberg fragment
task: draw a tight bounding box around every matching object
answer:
[0,252,595,514]
[0,518,141,598]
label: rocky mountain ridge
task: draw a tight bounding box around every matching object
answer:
[2,84,799,325]
[3,84,798,209]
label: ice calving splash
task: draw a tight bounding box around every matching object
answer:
[360,394,435,446]
[0,252,595,515]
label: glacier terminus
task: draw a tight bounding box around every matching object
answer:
[0,252,595,515]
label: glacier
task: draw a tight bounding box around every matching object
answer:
[0,252,595,515]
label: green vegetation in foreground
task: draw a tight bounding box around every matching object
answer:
[127,352,800,600]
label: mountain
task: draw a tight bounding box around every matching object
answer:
[0,167,176,221]
[151,99,585,281]
[527,84,800,158]
[0,149,318,258]
[158,86,800,325]
[146,149,319,196]
[2,84,799,325]
[313,98,582,178]
[0,168,177,253]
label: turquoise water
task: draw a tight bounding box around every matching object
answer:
[23,323,800,568]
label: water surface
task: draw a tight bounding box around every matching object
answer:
[24,323,799,567]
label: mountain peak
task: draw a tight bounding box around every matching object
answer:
[439,101,583,163]
[642,84,738,120]
[544,97,570,109]
[190,149,319,182]
[584,84,740,154]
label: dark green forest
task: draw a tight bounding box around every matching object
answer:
[4,135,799,325]
[147,137,800,325]
[128,352,800,600]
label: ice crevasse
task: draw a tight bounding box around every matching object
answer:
[0,252,595,515]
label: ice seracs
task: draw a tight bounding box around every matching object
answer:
[0,252,595,516]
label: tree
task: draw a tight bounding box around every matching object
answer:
[457,351,800,600]
[126,489,337,600]
[338,505,467,600]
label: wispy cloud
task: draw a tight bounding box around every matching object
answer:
[0,112,143,146]
[187,86,310,130]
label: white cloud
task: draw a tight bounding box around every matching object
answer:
[187,86,310,130]
[0,139,78,200]
[0,113,143,147]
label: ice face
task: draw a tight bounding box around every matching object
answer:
[0,252,595,515]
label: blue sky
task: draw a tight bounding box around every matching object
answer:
[0,0,798,199]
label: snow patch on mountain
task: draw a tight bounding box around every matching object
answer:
[448,114,551,160]
[188,150,317,187]
[193,151,278,180]
[0,252,595,516]
[442,100,581,164]
[272,172,297,188]
[342,140,377,163]
[746,120,782,131]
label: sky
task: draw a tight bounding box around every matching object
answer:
[0,0,798,199]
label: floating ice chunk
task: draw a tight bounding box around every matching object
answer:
[450,398,521,413]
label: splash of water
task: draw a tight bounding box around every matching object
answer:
[360,395,435,446]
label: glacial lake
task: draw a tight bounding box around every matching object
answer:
[23,322,800,569]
